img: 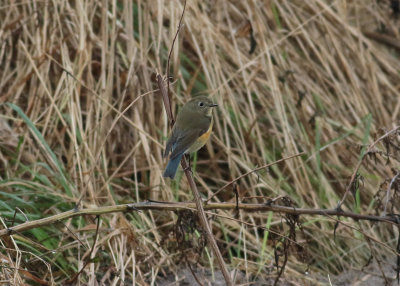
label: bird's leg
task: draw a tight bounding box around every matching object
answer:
[183,154,192,172]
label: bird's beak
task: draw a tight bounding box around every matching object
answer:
[209,103,218,107]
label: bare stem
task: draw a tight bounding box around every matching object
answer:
[158,0,233,284]
[338,126,400,209]
[1,202,399,238]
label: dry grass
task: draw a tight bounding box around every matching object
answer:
[0,0,399,285]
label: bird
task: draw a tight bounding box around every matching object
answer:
[163,96,218,179]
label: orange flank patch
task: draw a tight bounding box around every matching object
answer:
[197,126,212,144]
[186,120,213,154]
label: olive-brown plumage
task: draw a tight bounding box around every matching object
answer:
[163,96,217,179]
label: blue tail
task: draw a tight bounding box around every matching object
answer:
[163,153,183,179]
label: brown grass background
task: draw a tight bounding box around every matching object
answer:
[0,0,399,285]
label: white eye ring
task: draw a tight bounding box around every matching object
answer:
[199,102,204,107]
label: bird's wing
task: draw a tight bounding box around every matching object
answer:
[169,128,205,160]
[163,129,176,158]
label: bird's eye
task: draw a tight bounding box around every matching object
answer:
[199,102,204,107]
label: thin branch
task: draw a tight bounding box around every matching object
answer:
[158,74,174,125]
[383,171,400,216]
[164,0,186,126]
[11,207,29,227]
[364,237,391,286]
[65,216,101,284]
[206,152,305,203]
[159,1,233,285]
[363,30,400,51]
[338,126,400,209]
[1,202,399,238]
